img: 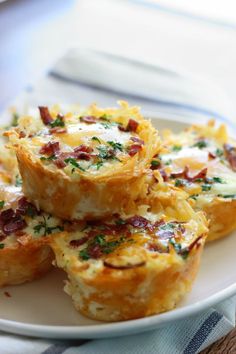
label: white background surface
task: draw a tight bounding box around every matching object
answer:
[1,0,236,120]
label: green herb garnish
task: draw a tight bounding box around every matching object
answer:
[50,115,65,128]
[160,223,176,231]
[215,148,224,157]
[64,158,86,172]
[175,179,187,187]
[172,145,182,152]
[189,194,199,200]
[0,201,5,209]
[217,194,236,199]
[192,140,208,149]
[107,141,123,152]
[40,155,56,162]
[91,136,101,144]
[151,159,160,168]
[201,184,212,192]
[11,112,19,127]
[33,216,64,236]
[97,146,115,160]
[15,175,22,187]
[79,249,90,260]
[0,243,4,249]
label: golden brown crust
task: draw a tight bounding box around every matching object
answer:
[10,102,160,220]
[0,238,53,287]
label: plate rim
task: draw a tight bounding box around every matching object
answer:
[1,113,236,339]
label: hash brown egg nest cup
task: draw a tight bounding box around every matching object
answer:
[0,135,64,287]
[50,194,208,322]
[8,101,160,220]
[154,120,236,242]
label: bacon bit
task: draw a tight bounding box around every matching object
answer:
[70,238,88,248]
[16,197,38,217]
[38,106,53,125]
[102,224,128,236]
[224,144,236,171]
[0,234,6,242]
[3,217,27,235]
[118,124,127,132]
[148,243,165,253]
[0,209,15,224]
[170,166,208,182]
[208,152,216,160]
[103,260,145,270]
[0,208,27,235]
[130,137,144,145]
[19,131,26,138]
[75,152,91,160]
[127,119,139,132]
[49,127,67,135]
[80,116,97,124]
[126,215,149,228]
[39,141,60,155]
[159,169,168,182]
[88,244,102,259]
[4,291,11,298]
[74,145,93,154]
[54,158,66,169]
[128,144,142,156]
[63,220,82,232]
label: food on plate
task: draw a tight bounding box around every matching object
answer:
[8,101,160,220]
[156,120,236,241]
[50,196,208,321]
[0,132,63,287]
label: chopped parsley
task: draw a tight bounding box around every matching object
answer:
[79,249,90,260]
[201,184,212,192]
[172,145,182,152]
[0,201,5,209]
[15,175,22,187]
[11,112,19,127]
[189,194,199,200]
[79,234,126,260]
[0,243,4,249]
[64,158,86,172]
[33,216,64,236]
[164,159,172,166]
[169,239,189,259]
[211,177,225,184]
[175,179,187,187]
[40,155,56,162]
[91,136,101,144]
[93,161,104,170]
[217,194,236,199]
[192,140,208,149]
[151,159,161,168]
[50,115,65,128]
[97,146,115,160]
[100,121,116,129]
[107,141,123,152]
[215,148,224,157]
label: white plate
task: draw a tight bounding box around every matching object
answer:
[0,115,236,339]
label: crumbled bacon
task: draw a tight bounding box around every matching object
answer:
[49,127,67,135]
[70,238,88,247]
[126,215,149,228]
[54,158,66,169]
[130,137,144,145]
[19,131,26,138]
[3,217,27,235]
[0,208,27,235]
[127,119,139,132]
[4,291,11,298]
[38,106,53,125]
[80,116,97,124]
[39,141,60,155]
[128,144,142,156]
[159,169,168,182]
[170,166,207,182]
[224,144,236,171]
[74,145,93,160]
[208,152,216,160]
[74,145,93,154]
[88,244,102,259]
[118,124,127,132]
[16,197,38,217]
